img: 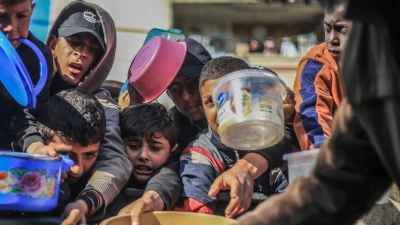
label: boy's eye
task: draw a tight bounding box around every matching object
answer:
[150,146,161,152]
[17,13,27,19]
[324,27,331,33]
[168,86,181,94]
[128,144,141,150]
[84,152,97,159]
[204,99,214,106]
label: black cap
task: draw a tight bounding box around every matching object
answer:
[177,38,212,79]
[58,10,105,50]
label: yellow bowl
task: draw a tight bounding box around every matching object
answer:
[100,211,236,225]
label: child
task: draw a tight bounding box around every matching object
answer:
[37,89,106,222]
[175,56,290,217]
[0,0,54,155]
[98,103,178,221]
[46,0,131,221]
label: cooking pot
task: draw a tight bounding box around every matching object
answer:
[0,152,73,211]
[100,212,236,225]
[128,36,187,103]
[212,69,287,150]
[0,31,48,109]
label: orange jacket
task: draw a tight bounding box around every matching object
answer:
[293,43,344,150]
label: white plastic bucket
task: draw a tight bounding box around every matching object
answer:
[212,69,287,150]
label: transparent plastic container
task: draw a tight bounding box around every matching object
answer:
[144,28,185,44]
[283,149,320,184]
[212,69,287,150]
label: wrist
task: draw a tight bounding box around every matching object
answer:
[25,141,44,154]
[239,153,269,179]
[74,199,89,215]
[76,190,102,216]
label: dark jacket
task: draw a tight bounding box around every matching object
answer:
[0,31,53,151]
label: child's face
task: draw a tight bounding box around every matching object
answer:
[47,135,100,184]
[201,78,222,135]
[49,32,103,86]
[125,131,177,184]
[0,0,35,48]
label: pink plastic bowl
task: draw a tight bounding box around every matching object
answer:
[128,36,187,103]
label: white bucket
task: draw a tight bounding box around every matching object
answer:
[212,69,287,150]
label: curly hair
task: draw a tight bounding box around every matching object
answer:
[199,56,250,94]
[38,89,106,146]
[120,103,178,150]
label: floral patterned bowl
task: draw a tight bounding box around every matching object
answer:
[0,151,73,211]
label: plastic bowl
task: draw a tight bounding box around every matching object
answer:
[0,31,48,109]
[100,212,236,225]
[0,152,73,212]
[212,69,287,150]
[128,36,187,103]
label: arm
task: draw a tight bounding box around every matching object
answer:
[175,146,222,213]
[70,90,132,220]
[235,100,392,225]
[293,59,342,150]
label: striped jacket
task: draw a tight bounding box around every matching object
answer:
[293,43,344,150]
[175,128,288,213]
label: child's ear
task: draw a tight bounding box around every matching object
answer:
[48,35,58,51]
[171,144,178,153]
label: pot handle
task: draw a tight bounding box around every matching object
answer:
[60,155,74,172]
[17,37,48,100]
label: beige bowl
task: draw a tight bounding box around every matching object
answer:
[100,212,236,225]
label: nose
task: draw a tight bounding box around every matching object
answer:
[74,45,89,58]
[328,31,340,46]
[182,86,193,101]
[70,159,84,175]
[138,148,149,161]
[2,17,14,33]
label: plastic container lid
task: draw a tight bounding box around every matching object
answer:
[0,31,48,109]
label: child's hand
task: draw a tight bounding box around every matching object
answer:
[26,141,57,156]
[128,83,143,106]
[283,87,296,123]
[118,90,130,110]
[209,168,253,218]
[118,190,164,225]
[60,200,87,225]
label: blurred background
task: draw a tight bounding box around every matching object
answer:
[30,0,324,107]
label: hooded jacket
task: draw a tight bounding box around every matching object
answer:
[45,0,131,217]
[293,43,344,150]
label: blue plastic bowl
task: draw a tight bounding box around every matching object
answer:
[0,152,73,212]
[0,31,48,109]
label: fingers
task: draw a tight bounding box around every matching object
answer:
[209,175,225,196]
[61,172,68,183]
[130,201,147,225]
[61,209,85,225]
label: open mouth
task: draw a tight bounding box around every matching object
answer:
[329,50,340,58]
[69,63,83,74]
[135,165,153,175]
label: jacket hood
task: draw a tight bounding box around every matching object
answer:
[46,0,116,94]
[300,43,338,73]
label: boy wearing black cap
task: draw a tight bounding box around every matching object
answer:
[0,0,54,155]
[45,1,131,224]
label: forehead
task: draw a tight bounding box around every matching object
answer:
[49,135,99,152]
[201,78,220,96]
[324,4,346,23]
[0,0,31,12]
[126,131,170,143]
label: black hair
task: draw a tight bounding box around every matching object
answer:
[199,56,250,93]
[0,0,31,5]
[120,103,178,150]
[38,89,106,146]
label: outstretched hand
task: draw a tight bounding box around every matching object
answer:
[60,200,88,225]
[127,83,143,106]
[209,167,253,218]
[118,190,164,225]
[283,87,295,122]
